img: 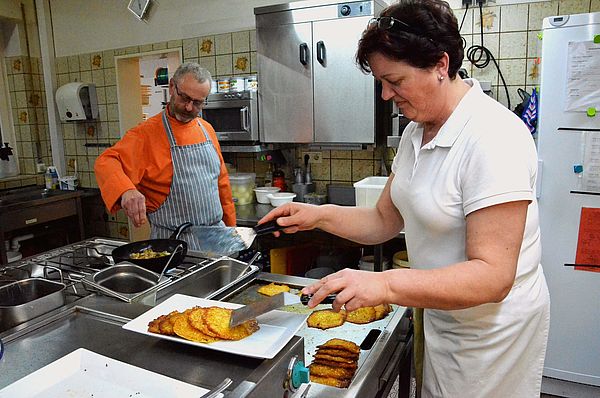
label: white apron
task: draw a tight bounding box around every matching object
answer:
[422,267,550,397]
[147,111,224,250]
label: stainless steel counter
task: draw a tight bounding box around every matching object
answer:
[0,239,412,397]
[0,294,304,396]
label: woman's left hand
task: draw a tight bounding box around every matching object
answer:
[301,268,390,312]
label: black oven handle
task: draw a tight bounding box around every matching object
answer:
[240,106,249,132]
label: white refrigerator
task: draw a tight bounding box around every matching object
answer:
[537,12,600,386]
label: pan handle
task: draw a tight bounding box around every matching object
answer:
[252,219,286,236]
[170,222,193,240]
[157,244,185,281]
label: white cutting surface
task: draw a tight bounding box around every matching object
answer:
[0,348,215,398]
[123,294,307,359]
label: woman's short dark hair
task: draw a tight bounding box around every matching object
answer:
[356,0,463,79]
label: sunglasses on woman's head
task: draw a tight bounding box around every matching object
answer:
[368,16,435,43]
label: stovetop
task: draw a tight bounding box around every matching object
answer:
[0,238,214,294]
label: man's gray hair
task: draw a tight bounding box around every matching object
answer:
[172,62,212,86]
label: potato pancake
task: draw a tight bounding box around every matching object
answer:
[306,309,346,330]
[173,315,220,344]
[316,348,359,360]
[345,306,377,324]
[162,310,193,336]
[148,314,168,334]
[309,363,356,380]
[374,304,392,320]
[204,307,260,340]
[314,353,356,364]
[318,338,360,355]
[188,307,221,338]
[310,375,351,388]
[257,282,291,296]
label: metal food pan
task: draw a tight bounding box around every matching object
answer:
[0,278,65,332]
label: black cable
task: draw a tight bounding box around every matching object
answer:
[459,3,469,49]
[464,2,511,110]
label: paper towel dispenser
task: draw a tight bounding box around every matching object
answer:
[55,82,99,122]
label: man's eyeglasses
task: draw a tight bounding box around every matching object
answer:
[368,16,433,43]
[174,83,206,109]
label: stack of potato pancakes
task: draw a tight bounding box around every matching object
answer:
[309,338,361,388]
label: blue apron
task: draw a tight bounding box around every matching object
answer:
[147,111,224,250]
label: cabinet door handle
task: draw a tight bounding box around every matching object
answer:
[299,43,309,65]
[240,106,249,131]
[316,41,326,65]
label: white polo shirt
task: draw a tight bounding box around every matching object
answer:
[391,78,540,283]
[390,79,549,397]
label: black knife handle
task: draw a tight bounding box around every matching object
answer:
[300,294,337,306]
[253,219,286,236]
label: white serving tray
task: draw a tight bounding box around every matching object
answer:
[0,348,214,398]
[123,294,307,359]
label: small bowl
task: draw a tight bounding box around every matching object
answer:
[254,186,281,204]
[267,192,296,207]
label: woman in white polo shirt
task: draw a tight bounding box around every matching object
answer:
[259,0,550,396]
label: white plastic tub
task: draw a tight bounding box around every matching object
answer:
[353,176,388,207]
[254,186,280,204]
[267,192,296,207]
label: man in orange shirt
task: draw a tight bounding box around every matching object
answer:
[95,62,236,249]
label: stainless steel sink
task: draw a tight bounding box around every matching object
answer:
[155,257,259,303]
[0,278,66,331]
[0,186,68,206]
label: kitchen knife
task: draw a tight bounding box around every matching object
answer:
[229,292,337,328]
[190,220,286,256]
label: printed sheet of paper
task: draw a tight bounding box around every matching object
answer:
[581,133,600,192]
[565,41,600,112]
[575,207,600,272]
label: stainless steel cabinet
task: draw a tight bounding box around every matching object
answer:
[255,1,386,144]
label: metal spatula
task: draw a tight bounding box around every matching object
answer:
[229,292,337,328]
[190,220,285,256]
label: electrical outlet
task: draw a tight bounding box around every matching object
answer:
[302,151,322,164]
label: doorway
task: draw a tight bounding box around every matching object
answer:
[115,49,182,241]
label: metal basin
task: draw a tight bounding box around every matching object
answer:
[156,258,259,302]
[91,263,159,294]
[0,278,66,332]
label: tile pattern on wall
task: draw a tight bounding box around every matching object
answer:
[4,55,51,179]
[6,0,600,238]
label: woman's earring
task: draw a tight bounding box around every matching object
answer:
[438,76,444,81]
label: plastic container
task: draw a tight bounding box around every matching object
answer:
[353,176,388,207]
[45,166,59,189]
[229,172,256,205]
[267,192,296,207]
[245,75,258,91]
[254,186,280,204]
[59,176,79,191]
[217,77,230,93]
[229,76,245,92]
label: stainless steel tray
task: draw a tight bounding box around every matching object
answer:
[82,263,171,304]
[0,278,65,331]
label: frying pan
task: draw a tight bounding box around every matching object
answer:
[111,222,192,273]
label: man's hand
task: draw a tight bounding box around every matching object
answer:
[121,189,147,227]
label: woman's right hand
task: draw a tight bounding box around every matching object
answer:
[258,202,326,236]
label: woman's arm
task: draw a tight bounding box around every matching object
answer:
[259,173,404,245]
[304,200,528,311]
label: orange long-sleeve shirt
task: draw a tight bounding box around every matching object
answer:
[94,111,236,226]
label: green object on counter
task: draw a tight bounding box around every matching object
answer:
[594,35,600,44]
[587,107,597,117]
